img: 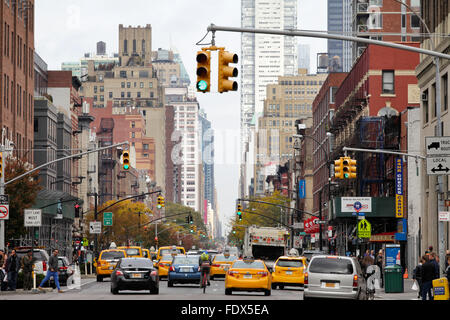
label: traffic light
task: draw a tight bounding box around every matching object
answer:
[342,157,352,179]
[236,203,243,221]
[122,151,130,170]
[74,203,81,218]
[348,158,357,179]
[218,50,238,93]
[157,195,165,209]
[196,50,211,92]
[0,152,3,179]
[334,157,344,179]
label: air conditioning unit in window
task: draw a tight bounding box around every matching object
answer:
[421,92,428,102]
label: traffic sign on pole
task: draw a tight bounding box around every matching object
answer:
[426,157,450,175]
[0,205,9,220]
[89,221,102,234]
[425,136,450,155]
[24,209,42,227]
[103,212,113,226]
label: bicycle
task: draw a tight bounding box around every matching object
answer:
[200,270,208,294]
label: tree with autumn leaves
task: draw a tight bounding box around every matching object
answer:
[227,191,290,246]
[85,200,210,250]
[4,156,42,241]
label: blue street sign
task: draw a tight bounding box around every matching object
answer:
[299,179,306,199]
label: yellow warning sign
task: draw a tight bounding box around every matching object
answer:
[357,219,371,238]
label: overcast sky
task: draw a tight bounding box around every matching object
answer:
[35,0,327,236]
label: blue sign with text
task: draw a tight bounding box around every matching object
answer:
[299,180,306,199]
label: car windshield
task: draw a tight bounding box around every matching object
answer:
[101,251,125,260]
[232,260,265,269]
[214,254,238,262]
[160,248,183,256]
[119,259,153,269]
[161,254,173,261]
[308,257,354,274]
[16,251,47,261]
[173,256,199,265]
[124,248,140,256]
[277,259,303,268]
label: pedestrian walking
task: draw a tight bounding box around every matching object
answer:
[38,249,64,293]
[445,255,450,281]
[0,250,6,291]
[5,249,20,291]
[429,252,440,279]
[413,257,424,299]
[376,249,384,288]
[361,254,374,275]
[421,255,437,300]
[21,250,34,291]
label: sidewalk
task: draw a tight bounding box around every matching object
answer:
[378,278,421,300]
[0,273,97,295]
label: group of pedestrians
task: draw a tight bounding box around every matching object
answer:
[0,248,64,293]
[412,246,450,300]
[358,249,384,288]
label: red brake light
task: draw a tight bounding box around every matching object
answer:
[59,266,68,270]
[304,272,308,285]
[353,274,358,287]
[116,270,123,276]
[257,271,268,277]
[169,266,175,272]
[43,261,47,272]
[212,264,220,267]
[150,271,157,276]
[228,270,239,277]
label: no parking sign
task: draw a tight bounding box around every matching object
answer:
[0,205,9,220]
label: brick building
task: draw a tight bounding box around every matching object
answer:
[327,43,420,256]
[0,0,35,163]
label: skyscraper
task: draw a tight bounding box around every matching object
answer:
[240,0,298,197]
[298,44,311,73]
[327,0,352,72]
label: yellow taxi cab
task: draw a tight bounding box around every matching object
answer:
[210,253,238,280]
[94,249,127,282]
[157,253,175,279]
[156,245,185,261]
[117,246,143,258]
[271,255,307,289]
[225,257,272,296]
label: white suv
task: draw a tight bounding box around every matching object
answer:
[304,255,367,300]
[16,249,50,276]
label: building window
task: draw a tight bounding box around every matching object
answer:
[109,92,113,98]
[131,121,135,128]
[127,92,131,98]
[382,70,394,94]
[423,89,429,123]
[443,73,448,111]
[411,15,420,29]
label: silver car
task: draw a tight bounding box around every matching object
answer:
[303,255,367,300]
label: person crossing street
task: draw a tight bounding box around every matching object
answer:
[38,249,64,293]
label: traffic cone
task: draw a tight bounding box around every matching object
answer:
[403,268,408,279]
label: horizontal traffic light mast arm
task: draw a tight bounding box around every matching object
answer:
[237,198,319,217]
[5,141,129,186]
[241,210,293,230]
[97,190,162,216]
[207,24,450,60]
[342,147,426,159]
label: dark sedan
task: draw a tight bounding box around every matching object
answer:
[110,258,159,294]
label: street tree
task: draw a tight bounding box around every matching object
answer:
[5,156,42,241]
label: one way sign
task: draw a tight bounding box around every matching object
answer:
[427,157,450,175]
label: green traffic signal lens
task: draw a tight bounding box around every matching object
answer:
[197,80,208,91]
[123,164,129,170]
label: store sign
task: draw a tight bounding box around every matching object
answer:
[395,157,404,218]
[341,197,372,212]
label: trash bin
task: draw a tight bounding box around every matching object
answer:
[384,265,404,293]
[432,277,450,300]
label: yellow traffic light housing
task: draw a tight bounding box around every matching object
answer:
[349,158,357,179]
[236,203,243,221]
[122,151,130,170]
[342,157,351,179]
[218,50,238,93]
[196,50,211,92]
[334,157,344,179]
